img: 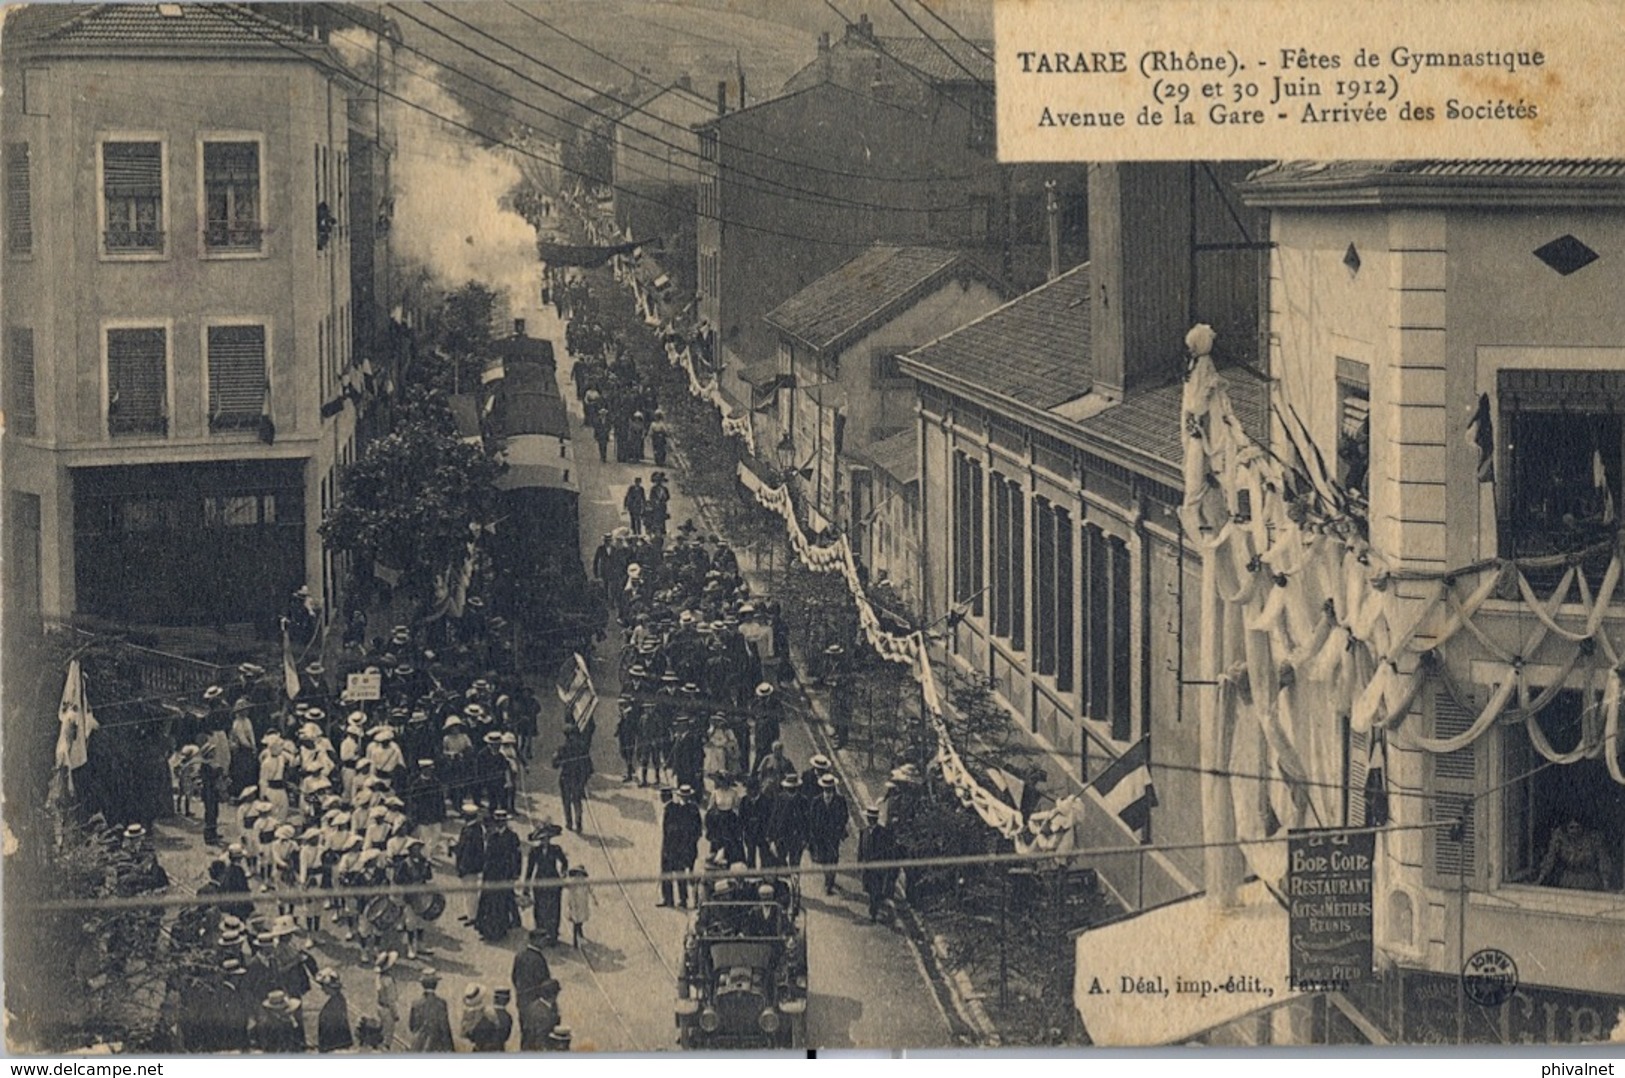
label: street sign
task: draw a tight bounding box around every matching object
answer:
[1287,829,1375,992]
[346,672,382,701]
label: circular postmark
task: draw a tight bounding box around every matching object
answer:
[1461,947,1518,1007]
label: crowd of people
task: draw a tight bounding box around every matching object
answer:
[151,590,590,1052]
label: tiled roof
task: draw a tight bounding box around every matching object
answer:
[6,3,316,49]
[876,35,992,84]
[900,264,1091,410]
[859,427,919,485]
[1079,368,1270,469]
[764,245,975,355]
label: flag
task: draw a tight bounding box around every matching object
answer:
[55,659,99,793]
[987,766,1028,816]
[1467,392,1495,483]
[258,381,276,445]
[1594,448,1616,524]
[1092,737,1158,837]
[280,618,301,700]
[554,653,596,730]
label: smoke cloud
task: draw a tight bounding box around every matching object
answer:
[390,57,541,308]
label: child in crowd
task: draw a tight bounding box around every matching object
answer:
[562,866,598,949]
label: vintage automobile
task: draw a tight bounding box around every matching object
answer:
[675,877,808,1048]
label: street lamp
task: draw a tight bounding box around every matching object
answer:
[775,432,796,473]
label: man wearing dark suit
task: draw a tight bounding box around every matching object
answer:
[408,969,455,1052]
[511,929,554,1050]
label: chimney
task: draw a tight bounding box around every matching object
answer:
[1045,180,1061,282]
[513,318,526,337]
[1087,163,1192,399]
[676,73,692,92]
[738,70,746,110]
[717,80,728,117]
[818,31,831,52]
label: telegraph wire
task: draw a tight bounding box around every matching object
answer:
[377,2,984,217]
[398,0,979,213]
[886,0,993,91]
[26,817,1456,914]
[907,0,995,63]
[498,0,983,185]
[205,4,882,250]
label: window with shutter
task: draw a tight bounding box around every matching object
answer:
[1009,479,1026,652]
[1055,507,1074,693]
[1427,687,1482,887]
[102,141,163,253]
[106,327,167,436]
[9,327,35,436]
[1083,524,1108,719]
[1034,496,1055,675]
[1336,359,1370,498]
[6,143,32,255]
[207,324,266,432]
[991,470,1010,638]
[1108,535,1132,741]
[203,141,261,251]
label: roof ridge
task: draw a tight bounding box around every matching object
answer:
[39,2,107,40]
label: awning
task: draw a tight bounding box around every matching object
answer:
[1073,881,1300,1046]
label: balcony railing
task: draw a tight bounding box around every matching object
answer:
[104,227,165,253]
[204,223,264,251]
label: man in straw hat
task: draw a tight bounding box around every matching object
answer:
[254,989,306,1053]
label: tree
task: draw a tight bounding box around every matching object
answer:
[320,390,505,604]
[413,281,499,395]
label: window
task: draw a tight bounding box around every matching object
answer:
[990,472,1025,650]
[1502,689,1625,892]
[202,140,262,251]
[204,495,261,527]
[207,324,267,432]
[1032,497,1075,690]
[102,141,164,253]
[1336,358,1370,500]
[1081,524,1132,739]
[6,143,32,255]
[952,451,985,616]
[1499,370,1625,571]
[700,130,718,162]
[1426,687,1482,887]
[106,327,168,436]
[8,327,35,436]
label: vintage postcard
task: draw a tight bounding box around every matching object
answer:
[2,0,1622,1056]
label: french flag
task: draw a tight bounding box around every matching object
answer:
[1094,737,1158,839]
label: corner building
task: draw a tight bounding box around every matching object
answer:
[3,4,364,635]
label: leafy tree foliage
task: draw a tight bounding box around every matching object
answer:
[320,389,505,601]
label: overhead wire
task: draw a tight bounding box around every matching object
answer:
[497,0,982,185]
[885,0,993,91]
[204,4,881,250]
[398,0,979,213]
[906,0,995,63]
[372,2,981,218]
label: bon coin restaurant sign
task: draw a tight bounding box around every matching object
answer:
[1287,830,1375,991]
